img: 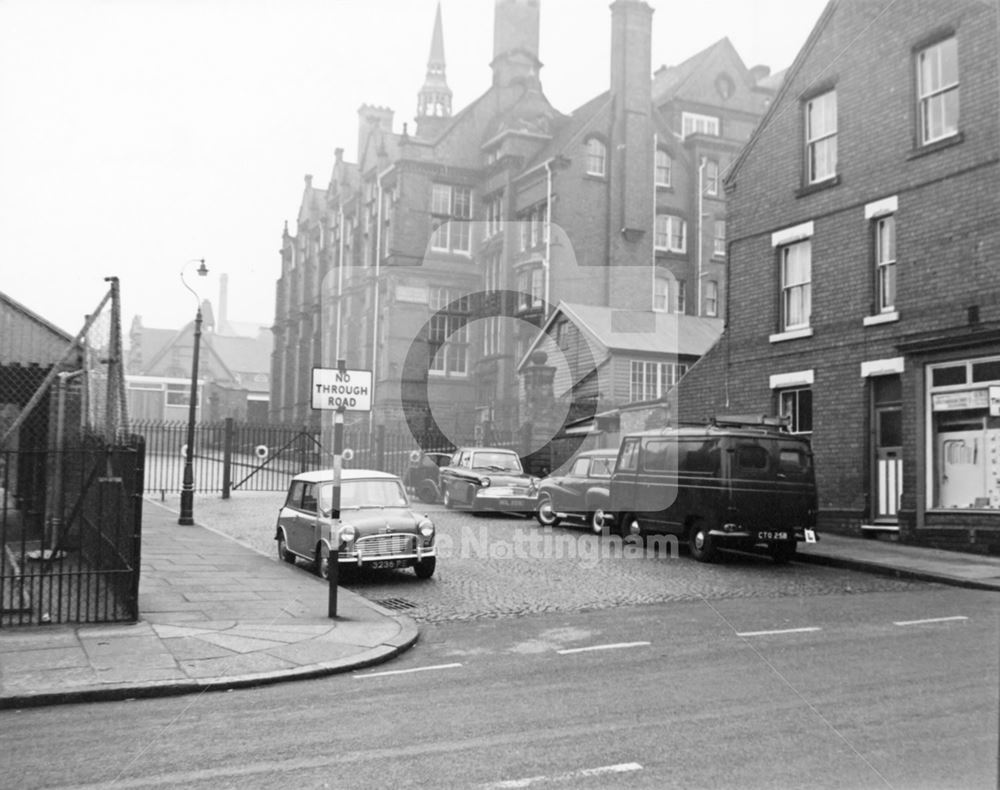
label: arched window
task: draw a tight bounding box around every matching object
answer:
[585,138,606,176]
[655,149,672,187]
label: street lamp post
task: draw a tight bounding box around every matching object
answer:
[178,258,208,526]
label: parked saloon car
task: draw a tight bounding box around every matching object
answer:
[275,469,437,579]
[439,447,539,515]
[403,451,453,504]
[535,448,618,533]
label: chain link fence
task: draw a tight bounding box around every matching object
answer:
[2,279,142,626]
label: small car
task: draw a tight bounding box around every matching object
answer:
[535,448,618,533]
[274,469,437,579]
[438,447,539,515]
[403,451,453,504]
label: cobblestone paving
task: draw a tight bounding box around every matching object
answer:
[178,492,931,624]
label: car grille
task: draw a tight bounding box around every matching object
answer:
[356,534,416,557]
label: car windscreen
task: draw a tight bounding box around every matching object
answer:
[318,479,408,512]
[471,452,522,471]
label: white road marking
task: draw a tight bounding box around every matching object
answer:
[556,641,651,655]
[485,762,643,788]
[893,615,969,627]
[354,662,462,678]
[736,627,822,637]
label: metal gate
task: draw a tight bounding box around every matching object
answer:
[1,437,145,626]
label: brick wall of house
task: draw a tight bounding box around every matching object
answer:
[679,0,1000,549]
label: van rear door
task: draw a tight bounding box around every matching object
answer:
[729,440,792,542]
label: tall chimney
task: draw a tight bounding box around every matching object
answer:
[608,0,654,309]
[491,0,541,88]
[219,273,229,329]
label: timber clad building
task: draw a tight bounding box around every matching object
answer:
[677,0,1000,551]
[270,0,775,455]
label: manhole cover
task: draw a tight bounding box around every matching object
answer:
[373,597,418,611]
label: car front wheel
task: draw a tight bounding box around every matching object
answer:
[589,508,607,534]
[535,494,560,527]
[315,543,332,579]
[414,556,436,579]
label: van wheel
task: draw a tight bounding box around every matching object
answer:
[615,513,635,539]
[770,541,797,564]
[688,521,717,563]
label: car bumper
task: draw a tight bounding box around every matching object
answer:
[472,490,537,512]
[706,526,815,543]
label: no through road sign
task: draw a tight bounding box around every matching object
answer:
[311,367,373,412]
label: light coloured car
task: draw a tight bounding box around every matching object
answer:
[274,469,437,579]
[438,447,539,515]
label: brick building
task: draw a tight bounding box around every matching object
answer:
[127,276,271,423]
[271,0,776,454]
[677,0,1000,551]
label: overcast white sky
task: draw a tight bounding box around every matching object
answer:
[0,0,829,336]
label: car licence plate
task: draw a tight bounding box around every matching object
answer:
[368,559,406,570]
[499,499,522,508]
[757,531,788,541]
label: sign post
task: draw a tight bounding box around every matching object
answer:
[311,363,372,619]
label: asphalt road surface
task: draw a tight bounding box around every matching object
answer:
[1,587,996,789]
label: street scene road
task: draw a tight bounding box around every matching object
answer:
[1,492,997,789]
[2,583,995,789]
[194,492,934,623]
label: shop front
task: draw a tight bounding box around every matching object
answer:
[925,355,1000,514]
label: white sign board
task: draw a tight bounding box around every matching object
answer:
[311,368,372,412]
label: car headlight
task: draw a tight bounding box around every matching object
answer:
[529,477,540,493]
[339,525,357,545]
[418,519,435,538]
[480,477,491,488]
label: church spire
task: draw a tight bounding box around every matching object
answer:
[416,3,452,137]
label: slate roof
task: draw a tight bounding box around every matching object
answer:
[520,302,723,370]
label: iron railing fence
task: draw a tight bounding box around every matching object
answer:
[133,418,526,495]
[1,436,144,627]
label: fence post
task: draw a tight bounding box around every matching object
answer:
[376,424,385,471]
[222,417,233,499]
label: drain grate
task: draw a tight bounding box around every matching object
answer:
[374,597,418,611]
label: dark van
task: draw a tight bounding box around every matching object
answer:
[609,416,817,563]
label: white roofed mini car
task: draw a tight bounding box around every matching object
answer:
[275,469,437,579]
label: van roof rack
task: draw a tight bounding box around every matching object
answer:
[707,414,791,431]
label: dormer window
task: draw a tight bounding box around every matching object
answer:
[585,138,607,177]
[682,112,719,139]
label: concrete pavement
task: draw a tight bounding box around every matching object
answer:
[797,530,1000,591]
[1,501,998,709]
[0,499,418,709]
